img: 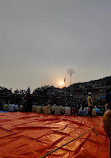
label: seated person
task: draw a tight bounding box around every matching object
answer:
[9,104,19,112]
[83,107,89,116]
[65,106,71,116]
[55,105,61,115]
[78,106,83,116]
[36,105,42,114]
[60,105,65,115]
[32,105,37,112]
[43,104,51,115]
[50,104,56,114]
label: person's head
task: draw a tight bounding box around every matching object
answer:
[88,92,92,96]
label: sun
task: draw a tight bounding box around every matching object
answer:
[59,81,64,86]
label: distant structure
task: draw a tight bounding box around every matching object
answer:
[26,86,31,94]
[67,69,75,86]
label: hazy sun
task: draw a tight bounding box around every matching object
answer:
[59,81,64,86]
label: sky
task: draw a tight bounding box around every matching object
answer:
[0,0,111,92]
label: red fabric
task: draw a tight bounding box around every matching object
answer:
[0,113,110,158]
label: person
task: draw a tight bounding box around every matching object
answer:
[65,106,71,116]
[92,106,97,116]
[50,104,56,114]
[103,103,111,158]
[83,106,89,116]
[78,106,83,116]
[95,106,101,116]
[60,105,65,115]
[43,104,51,115]
[87,92,93,116]
[9,104,19,112]
[105,89,111,111]
[24,87,32,112]
[36,105,43,114]
[55,105,61,115]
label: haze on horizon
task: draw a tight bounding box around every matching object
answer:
[0,0,111,91]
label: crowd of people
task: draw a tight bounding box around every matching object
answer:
[0,87,106,117]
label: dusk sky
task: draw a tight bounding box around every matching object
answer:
[0,0,111,92]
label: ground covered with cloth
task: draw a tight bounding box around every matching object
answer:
[0,112,110,158]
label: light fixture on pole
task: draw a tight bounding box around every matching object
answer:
[67,69,75,86]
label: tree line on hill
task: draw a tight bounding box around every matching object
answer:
[0,76,111,107]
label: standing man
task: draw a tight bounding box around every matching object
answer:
[87,92,93,116]
[25,87,32,112]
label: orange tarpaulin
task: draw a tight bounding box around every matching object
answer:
[0,112,110,158]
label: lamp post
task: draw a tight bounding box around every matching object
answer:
[67,69,75,86]
[67,69,75,95]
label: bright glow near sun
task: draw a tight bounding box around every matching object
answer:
[59,81,64,86]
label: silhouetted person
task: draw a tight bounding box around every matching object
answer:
[25,87,32,112]
[87,92,93,116]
